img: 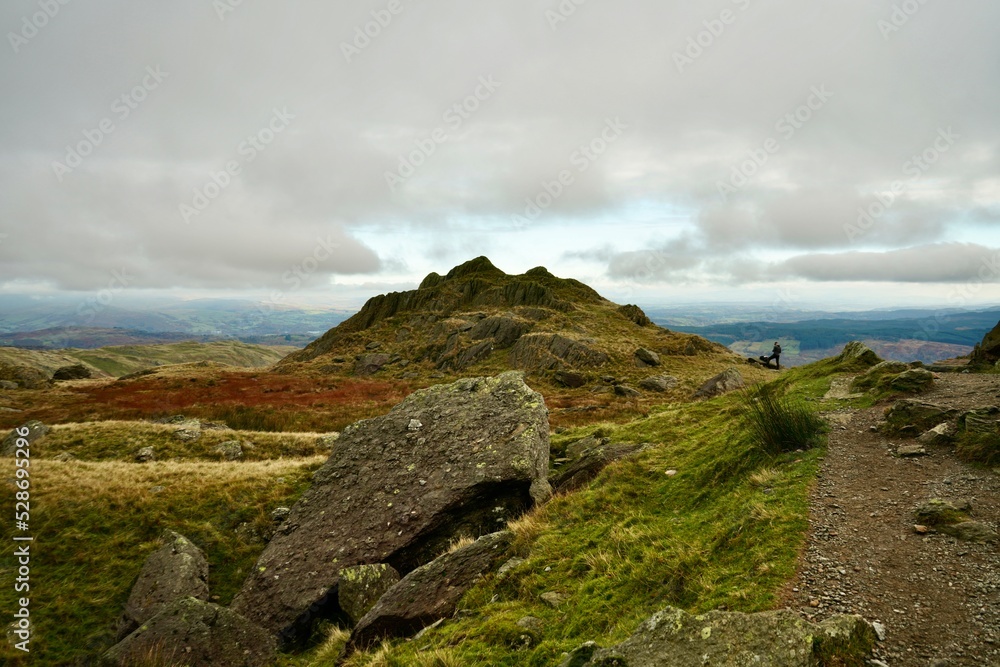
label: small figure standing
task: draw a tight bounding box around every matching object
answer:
[766,341,782,370]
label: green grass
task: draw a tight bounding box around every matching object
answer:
[296,380,825,667]
[0,458,324,666]
[955,431,1000,467]
[738,383,826,456]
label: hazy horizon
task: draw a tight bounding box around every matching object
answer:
[2,2,998,317]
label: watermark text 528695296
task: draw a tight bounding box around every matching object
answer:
[10,425,34,653]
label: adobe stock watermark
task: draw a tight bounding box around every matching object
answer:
[545,0,592,31]
[911,249,1000,345]
[51,66,169,182]
[717,85,834,202]
[179,107,295,224]
[673,0,753,74]
[384,75,502,193]
[844,127,958,243]
[76,268,133,324]
[341,0,411,63]
[253,236,342,320]
[213,0,245,21]
[8,0,72,54]
[512,117,627,227]
[878,0,931,40]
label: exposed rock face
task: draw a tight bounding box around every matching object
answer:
[882,400,958,436]
[693,368,745,400]
[638,375,678,393]
[231,372,551,645]
[338,564,401,626]
[1,420,50,456]
[439,340,494,371]
[470,315,533,348]
[850,360,910,391]
[509,334,609,371]
[103,598,276,667]
[552,443,645,494]
[618,304,651,327]
[348,531,514,651]
[354,353,392,376]
[117,531,209,640]
[883,368,935,393]
[53,363,94,380]
[575,606,875,667]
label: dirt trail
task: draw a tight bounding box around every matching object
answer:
[783,372,1000,667]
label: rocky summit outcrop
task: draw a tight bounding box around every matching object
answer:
[568,606,875,667]
[970,319,1000,367]
[116,531,209,640]
[348,531,514,652]
[102,597,275,667]
[508,333,609,372]
[1,420,50,456]
[231,371,551,645]
[835,341,882,371]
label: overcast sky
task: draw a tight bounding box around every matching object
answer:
[1,0,998,312]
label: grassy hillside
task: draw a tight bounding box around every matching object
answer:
[0,351,867,666]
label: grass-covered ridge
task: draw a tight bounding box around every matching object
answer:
[291,362,849,667]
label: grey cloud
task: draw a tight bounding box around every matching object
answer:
[774,243,1000,283]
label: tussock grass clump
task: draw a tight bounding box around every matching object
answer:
[739,383,826,456]
[955,432,1000,467]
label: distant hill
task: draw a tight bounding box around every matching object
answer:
[0,340,297,379]
[280,257,739,390]
[665,310,1000,366]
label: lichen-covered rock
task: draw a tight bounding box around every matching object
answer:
[509,334,609,371]
[231,372,551,645]
[941,521,998,542]
[103,598,275,667]
[338,564,401,626]
[116,531,209,640]
[577,606,875,666]
[882,400,958,436]
[693,368,744,400]
[214,441,244,461]
[552,443,645,494]
[1,420,50,457]
[917,422,954,446]
[881,368,935,393]
[348,531,514,651]
[135,447,155,463]
[850,360,910,391]
[634,348,661,367]
[638,375,678,393]
[354,353,392,376]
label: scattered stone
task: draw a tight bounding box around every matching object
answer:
[554,370,588,388]
[871,621,887,641]
[541,591,569,608]
[618,304,651,327]
[917,422,954,446]
[103,597,276,667]
[881,400,958,436]
[565,435,610,460]
[517,616,544,632]
[1,420,51,456]
[576,606,875,667]
[150,485,165,494]
[638,375,678,393]
[135,447,155,463]
[348,532,513,651]
[270,507,291,523]
[897,444,927,458]
[365,341,382,350]
[913,524,930,534]
[634,348,661,367]
[173,419,202,442]
[232,372,551,644]
[354,353,391,376]
[52,363,93,381]
[940,521,998,543]
[552,443,645,494]
[613,384,641,398]
[913,498,971,527]
[498,557,526,578]
[316,433,340,449]
[693,368,745,400]
[116,531,209,640]
[558,641,600,667]
[214,441,244,461]
[338,564,402,626]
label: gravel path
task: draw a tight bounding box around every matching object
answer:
[783,372,1000,667]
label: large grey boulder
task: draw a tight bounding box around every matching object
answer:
[638,375,678,393]
[348,531,514,651]
[116,531,209,640]
[231,372,551,645]
[576,606,875,666]
[693,368,744,400]
[354,353,392,376]
[102,597,276,667]
[1,420,50,457]
[634,348,661,367]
